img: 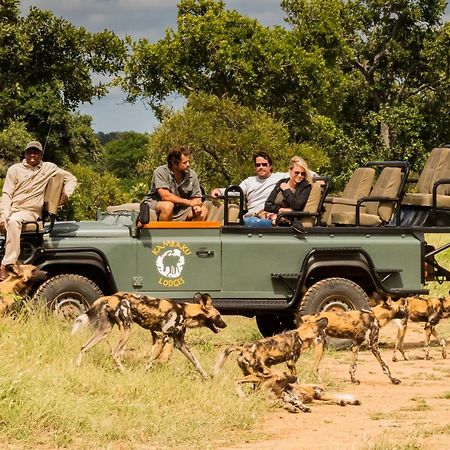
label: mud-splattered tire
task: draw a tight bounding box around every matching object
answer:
[256,313,296,337]
[33,274,103,320]
[298,277,370,349]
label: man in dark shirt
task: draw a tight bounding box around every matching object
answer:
[144,146,207,221]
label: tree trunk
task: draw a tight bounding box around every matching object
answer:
[380,121,390,149]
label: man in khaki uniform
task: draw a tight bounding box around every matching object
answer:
[0,141,77,280]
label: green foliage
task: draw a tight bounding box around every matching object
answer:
[0,119,33,168]
[139,93,329,193]
[0,2,126,165]
[63,163,129,220]
[102,131,150,180]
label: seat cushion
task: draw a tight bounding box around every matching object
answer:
[402,193,450,208]
[331,211,382,227]
[415,147,450,195]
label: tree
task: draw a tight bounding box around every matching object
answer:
[138,93,329,193]
[0,1,126,165]
[102,131,150,181]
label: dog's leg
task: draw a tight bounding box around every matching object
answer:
[424,323,432,360]
[368,325,401,385]
[392,318,409,362]
[145,331,168,371]
[349,341,361,384]
[430,326,447,359]
[311,339,325,378]
[173,333,209,380]
[234,374,260,398]
[76,317,113,367]
[286,358,297,377]
[111,323,132,371]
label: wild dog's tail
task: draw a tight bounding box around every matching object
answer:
[71,295,113,335]
[213,345,243,376]
[71,314,90,335]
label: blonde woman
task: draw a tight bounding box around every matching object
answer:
[262,156,312,225]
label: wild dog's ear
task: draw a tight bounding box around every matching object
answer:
[6,264,22,277]
[316,317,328,331]
[193,292,213,308]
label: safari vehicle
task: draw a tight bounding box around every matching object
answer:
[1,148,449,336]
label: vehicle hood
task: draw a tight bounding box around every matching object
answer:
[49,220,131,238]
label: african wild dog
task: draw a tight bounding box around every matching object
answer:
[72,291,227,379]
[213,316,328,380]
[302,297,407,385]
[392,295,450,361]
[235,370,361,413]
[0,264,47,315]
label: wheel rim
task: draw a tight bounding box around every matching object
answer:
[320,295,354,312]
[53,292,87,320]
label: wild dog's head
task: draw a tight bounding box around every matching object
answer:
[296,316,328,349]
[374,296,408,322]
[440,295,450,314]
[1,264,47,292]
[261,370,298,397]
[188,292,227,333]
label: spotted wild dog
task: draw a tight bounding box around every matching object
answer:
[235,370,361,413]
[392,295,450,361]
[213,316,328,379]
[0,264,47,315]
[302,297,407,385]
[72,291,227,379]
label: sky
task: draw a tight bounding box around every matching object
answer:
[20,0,450,134]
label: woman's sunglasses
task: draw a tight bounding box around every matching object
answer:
[293,170,306,176]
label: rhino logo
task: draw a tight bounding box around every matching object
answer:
[156,249,185,278]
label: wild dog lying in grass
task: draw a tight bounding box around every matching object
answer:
[72,291,227,379]
[302,298,407,385]
[235,370,361,413]
[392,295,450,361]
[0,264,47,315]
[213,316,328,378]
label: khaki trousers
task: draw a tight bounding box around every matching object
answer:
[1,210,38,266]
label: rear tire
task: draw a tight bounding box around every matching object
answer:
[33,274,103,320]
[298,277,370,349]
[255,313,296,337]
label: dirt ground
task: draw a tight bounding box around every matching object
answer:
[224,321,450,450]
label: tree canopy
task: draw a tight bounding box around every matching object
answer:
[0,0,126,165]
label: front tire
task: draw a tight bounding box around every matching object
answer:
[255,313,296,337]
[298,277,370,349]
[33,274,103,320]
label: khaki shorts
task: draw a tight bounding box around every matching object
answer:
[146,199,191,221]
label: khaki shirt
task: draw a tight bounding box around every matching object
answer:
[0,159,77,221]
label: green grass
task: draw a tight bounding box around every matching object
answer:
[426,233,449,297]
[0,310,271,449]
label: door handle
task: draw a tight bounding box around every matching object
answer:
[196,250,215,258]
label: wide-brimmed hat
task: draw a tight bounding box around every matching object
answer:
[25,140,43,152]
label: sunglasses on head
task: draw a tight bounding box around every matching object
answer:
[255,162,269,167]
[293,170,306,176]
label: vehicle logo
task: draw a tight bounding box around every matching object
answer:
[152,240,191,287]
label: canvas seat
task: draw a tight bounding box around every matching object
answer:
[331,167,403,226]
[402,147,450,209]
[321,167,375,225]
[19,173,65,234]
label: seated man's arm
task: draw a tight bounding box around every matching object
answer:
[56,168,78,205]
[156,188,201,207]
[0,167,16,224]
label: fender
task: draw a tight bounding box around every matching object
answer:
[35,247,117,294]
[288,247,427,307]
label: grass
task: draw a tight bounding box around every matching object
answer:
[425,233,449,297]
[0,307,340,449]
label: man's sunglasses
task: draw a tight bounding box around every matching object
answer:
[255,163,269,167]
[293,171,306,176]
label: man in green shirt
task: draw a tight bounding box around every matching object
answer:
[144,146,207,221]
